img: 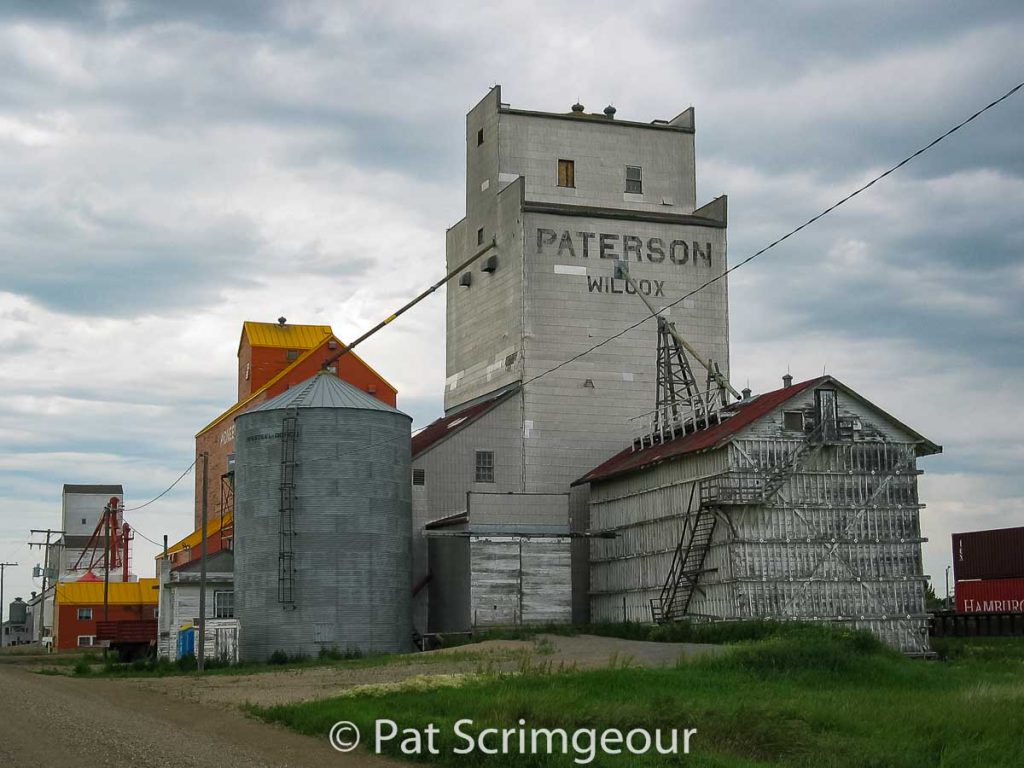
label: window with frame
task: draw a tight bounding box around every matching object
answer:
[77,607,93,621]
[625,165,643,193]
[557,159,575,188]
[77,635,95,647]
[475,450,495,483]
[783,411,805,431]
[214,590,235,619]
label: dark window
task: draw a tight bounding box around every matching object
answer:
[286,349,299,361]
[625,165,643,193]
[477,227,484,246]
[214,590,234,619]
[475,450,495,483]
[783,411,804,431]
[81,517,87,525]
[77,608,92,621]
[557,159,575,188]
[477,128,484,146]
[412,468,426,486]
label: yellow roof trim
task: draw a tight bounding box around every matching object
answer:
[157,512,233,560]
[196,335,397,437]
[55,578,159,606]
[239,321,333,354]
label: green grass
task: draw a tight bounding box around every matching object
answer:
[438,619,851,648]
[63,646,524,678]
[252,629,1024,767]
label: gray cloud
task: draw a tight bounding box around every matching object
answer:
[0,0,1021,605]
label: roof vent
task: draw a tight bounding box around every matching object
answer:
[742,387,752,400]
[277,316,287,326]
[782,374,793,388]
[571,102,585,113]
[603,105,616,119]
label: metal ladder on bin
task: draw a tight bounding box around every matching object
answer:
[278,408,298,605]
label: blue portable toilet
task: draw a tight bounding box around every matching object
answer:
[177,624,196,659]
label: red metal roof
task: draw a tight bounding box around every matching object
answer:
[574,377,826,486]
[411,388,519,458]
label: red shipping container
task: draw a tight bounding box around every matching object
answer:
[951,526,1024,581]
[956,578,1024,613]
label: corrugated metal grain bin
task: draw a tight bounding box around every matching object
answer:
[952,526,1024,581]
[234,372,412,662]
[956,578,1024,614]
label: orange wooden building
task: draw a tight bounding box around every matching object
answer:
[192,320,397,532]
[53,579,159,650]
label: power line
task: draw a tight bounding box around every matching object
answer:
[519,78,1024,390]
[238,79,1024,467]
[101,80,1024,526]
[130,526,164,548]
[122,459,197,511]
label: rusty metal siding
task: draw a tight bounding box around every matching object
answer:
[952,527,1024,581]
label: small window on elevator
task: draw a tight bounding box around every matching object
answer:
[625,165,643,193]
[557,159,575,188]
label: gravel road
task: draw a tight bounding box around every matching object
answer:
[0,663,399,768]
[0,635,722,766]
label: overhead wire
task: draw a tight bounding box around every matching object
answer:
[518,78,1024,390]
[110,79,1024,532]
[121,458,197,511]
[307,79,1024,464]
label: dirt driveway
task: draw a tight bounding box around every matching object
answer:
[131,634,724,708]
[0,662,400,768]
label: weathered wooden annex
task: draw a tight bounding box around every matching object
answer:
[577,375,941,654]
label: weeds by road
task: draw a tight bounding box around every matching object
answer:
[253,627,1024,767]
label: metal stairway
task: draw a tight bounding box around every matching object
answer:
[651,426,829,624]
[757,423,826,503]
[651,488,717,624]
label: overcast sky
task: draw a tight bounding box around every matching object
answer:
[1,1,1021,611]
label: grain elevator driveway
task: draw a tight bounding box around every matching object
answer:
[130,634,725,709]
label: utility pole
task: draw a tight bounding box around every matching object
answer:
[0,562,18,647]
[945,565,951,611]
[198,452,209,671]
[103,503,112,622]
[28,529,64,648]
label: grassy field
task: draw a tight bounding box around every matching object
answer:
[252,628,1024,768]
